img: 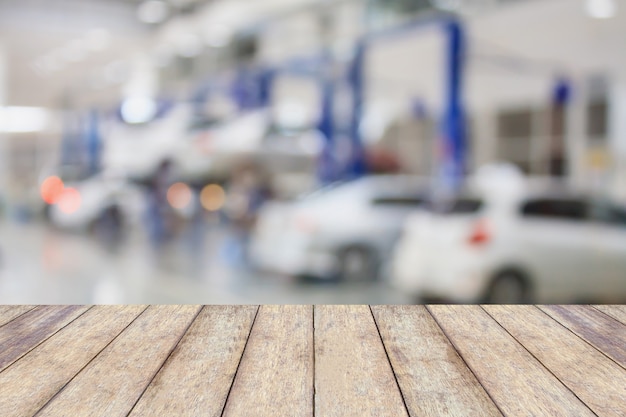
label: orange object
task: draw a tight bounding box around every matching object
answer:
[167,182,192,209]
[40,176,65,204]
[58,188,81,214]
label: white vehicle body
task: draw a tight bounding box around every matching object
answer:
[49,175,146,231]
[104,106,320,182]
[390,179,626,303]
[104,105,197,179]
[250,175,428,279]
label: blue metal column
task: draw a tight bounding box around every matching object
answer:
[317,71,336,184]
[440,19,466,189]
[85,109,101,175]
[346,40,368,179]
[258,67,276,108]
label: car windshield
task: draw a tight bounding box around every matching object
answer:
[590,200,626,226]
[421,192,484,215]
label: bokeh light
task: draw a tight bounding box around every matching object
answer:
[58,188,82,214]
[40,176,65,204]
[200,184,226,211]
[167,182,192,209]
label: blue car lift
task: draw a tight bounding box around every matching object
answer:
[349,14,467,188]
[190,12,467,187]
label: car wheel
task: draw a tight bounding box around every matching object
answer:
[338,247,378,282]
[485,271,531,304]
[91,206,125,239]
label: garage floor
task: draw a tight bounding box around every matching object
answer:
[0,220,411,304]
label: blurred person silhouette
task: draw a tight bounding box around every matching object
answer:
[182,184,209,277]
[146,159,175,250]
[223,161,273,267]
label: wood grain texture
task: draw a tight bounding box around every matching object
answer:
[128,305,258,417]
[539,304,626,368]
[428,305,596,417]
[0,305,36,327]
[35,305,201,417]
[314,305,408,417]
[0,305,89,372]
[222,305,313,417]
[593,305,626,325]
[0,305,146,417]
[484,305,626,417]
[371,305,502,417]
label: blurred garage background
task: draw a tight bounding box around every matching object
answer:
[0,0,625,304]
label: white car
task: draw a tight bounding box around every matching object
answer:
[390,179,626,303]
[49,174,146,233]
[250,175,428,281]
[104,106,321,184]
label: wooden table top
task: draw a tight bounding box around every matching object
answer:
[0,305,624,417]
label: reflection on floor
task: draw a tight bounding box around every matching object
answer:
[0,220,412,305]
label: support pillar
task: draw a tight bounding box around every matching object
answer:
[439,19,466,191]
[609,74,626,200]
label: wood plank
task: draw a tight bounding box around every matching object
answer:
[314,305,408,417]
[593,305,626,325]
[35,305,201,417]
[0,306,36,327]
[128,305,257,417]
[0,305,90,372]
[371,305,502,417]
[0,305,146,417]
[428,305,596,417]
[539,304,626,368]
[484,305,626,417]
[221,305,313,417]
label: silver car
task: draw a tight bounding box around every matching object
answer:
[250,175,427,281]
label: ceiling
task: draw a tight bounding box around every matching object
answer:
[0,0,151,108]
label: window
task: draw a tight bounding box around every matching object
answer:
[497,109,532,139]
[371,196,424,208]
[520,198,588,221]
[426,198,483,215]
[587,99,608,140]
[590,202,626,226]
[496,108,534,174]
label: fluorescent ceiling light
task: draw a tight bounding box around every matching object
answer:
[121,97,157,124]
[585,0,617,19]
[0,107,50,133]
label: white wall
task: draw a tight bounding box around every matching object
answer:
[363,0,626,183]
[0,42,7,204]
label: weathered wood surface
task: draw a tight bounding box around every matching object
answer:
[0,304,624,417]
[36,305,201,417]
[371,305,502,417]
[428,305,597,417]
[314,305,408,417]
[222,305,313,417]
[0,305,36,327]
[538,304,626,368]
[129,305,257,417]
[484,305,626,417]
[0,305,146,417]
[0,305,89,372]
[593,304,626,325]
